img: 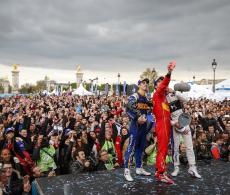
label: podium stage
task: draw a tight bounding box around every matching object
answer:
[35,161,230,195]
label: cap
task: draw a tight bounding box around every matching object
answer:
[154,76,164,86]
[4,127,14,135]
[138,78,149,85]
[64,128,72,136]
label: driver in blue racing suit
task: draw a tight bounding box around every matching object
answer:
[124,78,155,182]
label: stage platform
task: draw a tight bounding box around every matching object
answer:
[35,161,230,195]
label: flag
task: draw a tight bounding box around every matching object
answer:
[95,84,98,95]
[116,82,119,96]
[57,85,61,96]
[123,81,126,96]
[105,83,109,95]
[90,82,94,93]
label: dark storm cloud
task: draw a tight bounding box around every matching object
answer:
[0,0,230,72]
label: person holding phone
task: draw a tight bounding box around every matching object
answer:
[152,62,176,184]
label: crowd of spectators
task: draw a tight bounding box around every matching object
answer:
[0,95,229,194]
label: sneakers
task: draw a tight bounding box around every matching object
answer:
[124,168,151,181]
[188,166,202,179]
[136,168,151,176]
[155,172,175,184]
[124,168,134,182]
[171,166,179,177]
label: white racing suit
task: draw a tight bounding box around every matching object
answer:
[166,92,196,166]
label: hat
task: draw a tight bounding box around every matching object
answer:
[4,127,14,135]
[64,128,72,136]
[138,78,149,85]
[154,76,164,86]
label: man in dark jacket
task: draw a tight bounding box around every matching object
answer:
[70,149,95,174]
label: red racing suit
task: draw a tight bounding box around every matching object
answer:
[152,73,171,174]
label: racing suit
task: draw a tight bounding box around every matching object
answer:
[152,73,171,174]
[166,91,196,166]
[124,92,153,168]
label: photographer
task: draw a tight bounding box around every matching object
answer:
[70,149,96,174]
[198,112,222,133]
[58,129,75,174]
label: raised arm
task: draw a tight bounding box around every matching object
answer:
[156,61,176,96]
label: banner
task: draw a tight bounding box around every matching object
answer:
[105,83,109,95]
[95,84,98,95]
[123,81,126,96]
[116,82,119,96]
[57,85,61,96]
[90,82,94,93]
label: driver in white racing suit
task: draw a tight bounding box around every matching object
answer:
[166,90,201,178]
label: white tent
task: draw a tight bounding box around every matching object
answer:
[50,89,57,95]
[183,83,223,101]
[216,79,230,90]
[41,90,50,96]
[72,84,94,96]
[215,79,230,100]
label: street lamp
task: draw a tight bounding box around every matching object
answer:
[212,59,217,93]
[117,73,120,96]
[118,73,120,84]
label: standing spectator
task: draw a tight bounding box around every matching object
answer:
[195,132,212,163]
[211,135,223,160]
[32,135,57,174]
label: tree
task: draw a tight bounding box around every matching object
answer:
[19,83,36,94]
[0,85,4,93]
[140,67,158,93]
[70,83,76,89]
[35,80,46,92]
[140,67,158,83]
[8,85,12,93]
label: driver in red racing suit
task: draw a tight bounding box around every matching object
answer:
[152,62,176,184]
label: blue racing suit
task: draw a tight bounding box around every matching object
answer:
[124,92,154,168]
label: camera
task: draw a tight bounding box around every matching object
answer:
[53,125,63,136]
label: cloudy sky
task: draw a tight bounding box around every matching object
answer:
[0,0,230,85]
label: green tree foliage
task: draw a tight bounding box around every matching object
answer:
[19,83,37,94]
[140,68,158,82]
[140,67,158,93]
[0,85,4,93]
[35,80,46,92]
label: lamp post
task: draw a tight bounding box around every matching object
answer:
[212,59,217,93]
[117,73,120,96]
[118,73,120,84]
[193,75,195,83]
